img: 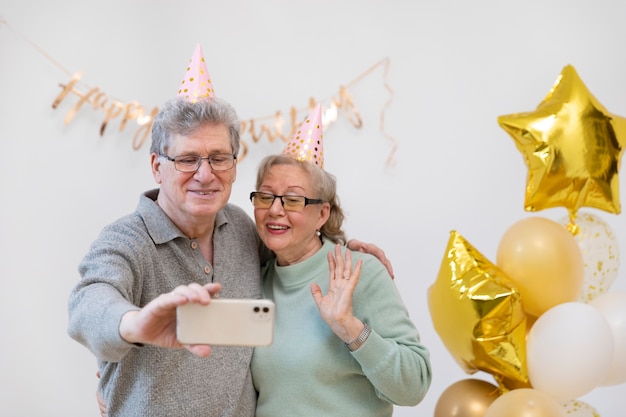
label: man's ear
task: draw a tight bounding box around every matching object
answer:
[151,153,163,184]
[231,159,237,184]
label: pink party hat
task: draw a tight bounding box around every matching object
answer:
[282,103,324,168]
[177,43,215,102]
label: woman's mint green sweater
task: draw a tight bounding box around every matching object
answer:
[252,239,432,417]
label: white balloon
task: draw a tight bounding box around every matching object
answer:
[527,302,614,401]
[590,290,626,386]
[484,389,566,417]
[560,211,620,303]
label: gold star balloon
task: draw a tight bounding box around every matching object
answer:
[498,65,626,220]
[428,230,529,387]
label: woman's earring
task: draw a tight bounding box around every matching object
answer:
[316,230,321,237]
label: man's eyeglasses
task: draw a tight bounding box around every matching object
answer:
[250,191,325,211]
[160,154,236,172]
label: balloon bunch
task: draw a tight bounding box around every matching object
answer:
[428,65,626,417]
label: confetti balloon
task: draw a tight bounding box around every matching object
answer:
[498,65,626,219]
[558,211,620,303]
[561,400,601,417]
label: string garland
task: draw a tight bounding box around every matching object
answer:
[1,18,397,166]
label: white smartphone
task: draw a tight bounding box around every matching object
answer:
[176,298,275,346]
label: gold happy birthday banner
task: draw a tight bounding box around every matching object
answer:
[2,19,397,166]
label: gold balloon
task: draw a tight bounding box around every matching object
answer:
[434,379,501,417]
[496,216,584,318]
[497,64,626,219]
[428,231,529,385]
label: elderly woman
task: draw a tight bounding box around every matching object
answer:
[249,153,432,417]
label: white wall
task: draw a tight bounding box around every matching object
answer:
[1,0,625,415]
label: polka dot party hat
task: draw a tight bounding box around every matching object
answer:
[282,103,324,168]
[177,43,215,102]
